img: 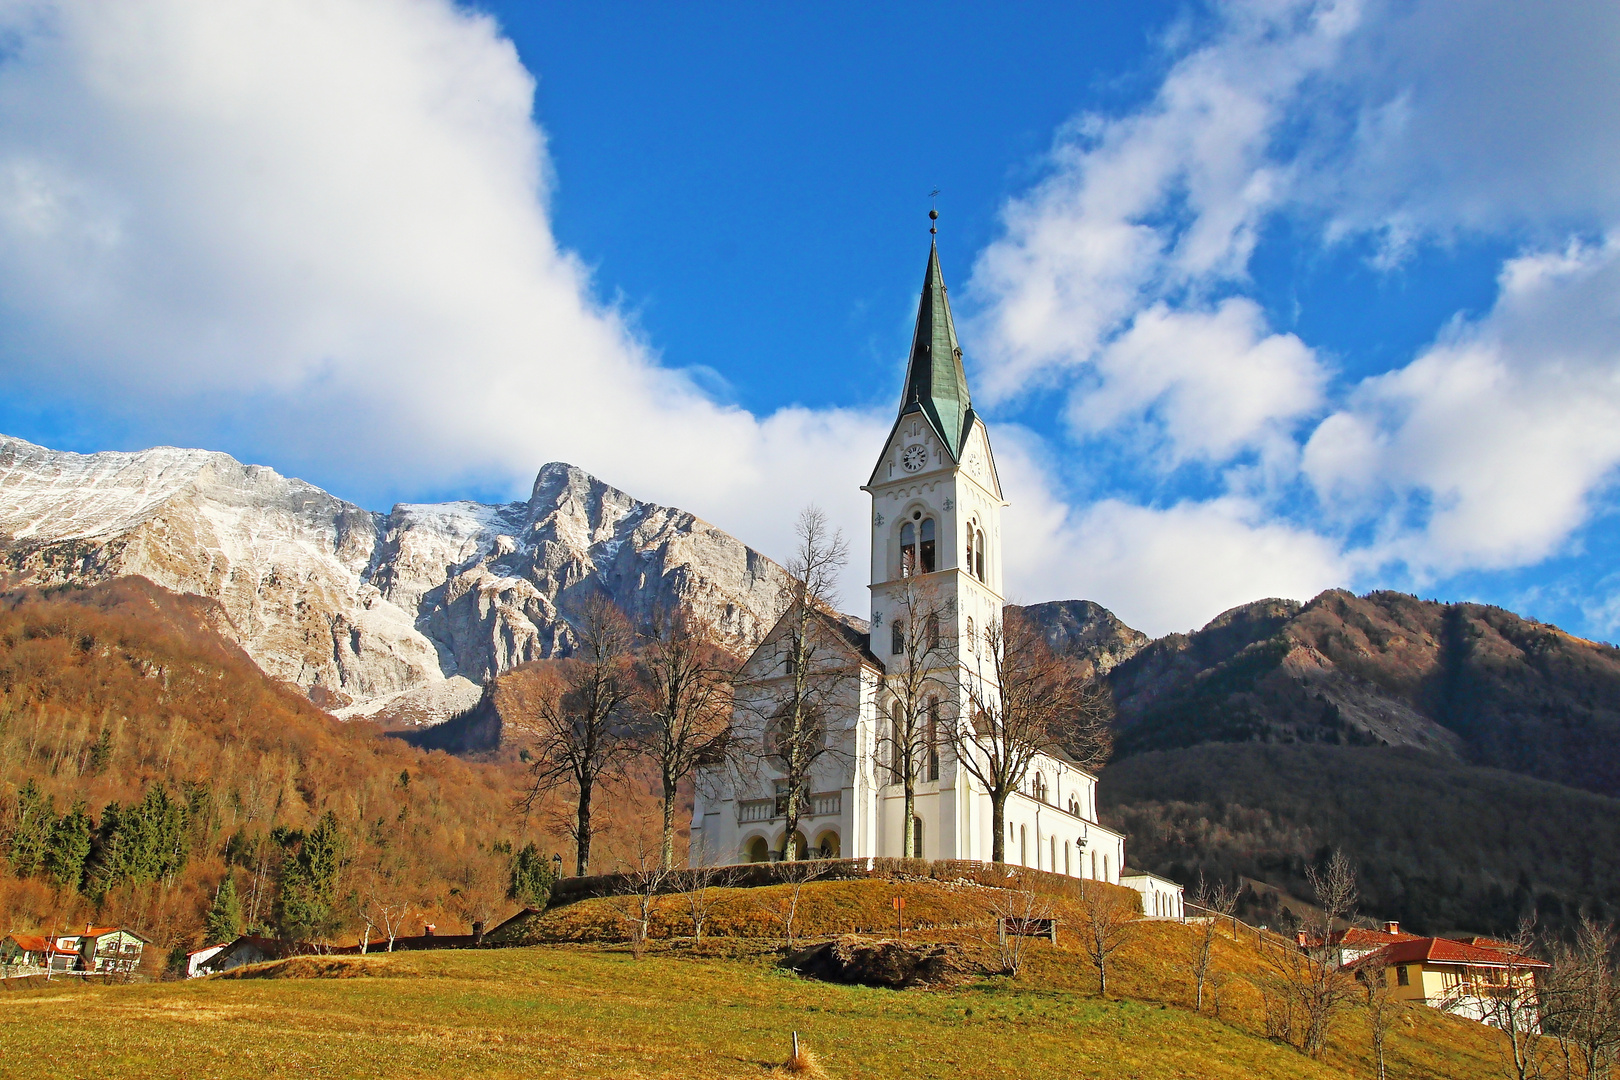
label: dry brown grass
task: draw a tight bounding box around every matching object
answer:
[0,879,1535,1080]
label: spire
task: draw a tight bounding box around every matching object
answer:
[899,218,972,458]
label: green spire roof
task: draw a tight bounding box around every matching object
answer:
[899,242,973,458]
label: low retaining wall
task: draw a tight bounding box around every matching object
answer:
[547,857,1140,912]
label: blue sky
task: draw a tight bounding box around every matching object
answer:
[2,1,1620,640]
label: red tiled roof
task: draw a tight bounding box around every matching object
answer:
[1355,937,1549,970]
[1332,927,1418,947]
[5,933,76,956]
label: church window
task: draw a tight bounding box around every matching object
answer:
[1051,836,1057,871]
[975,528,986,581]
[889,707,905,784]
[965,617,975,652]
[1068,797,1080,816]
[1032,773,1048,803]
[1020,825,1027,867]
[900,522,916,577]
[964,526,975,575]
[925,612,940,651]
[1064,841,1071,875]
[911,815,924,858]
[891,620,904,656]
[919,517,937,572]
[1092,851,1098,879]
[924,697,940,782]
[1103,854,1110,882]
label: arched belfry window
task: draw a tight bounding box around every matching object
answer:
[965,522,987,582]
[898,511,937,577]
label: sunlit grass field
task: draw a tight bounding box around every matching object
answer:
[0,880,1514,1080]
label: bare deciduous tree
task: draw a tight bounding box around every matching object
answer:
[1542,915,1620,1080]
[875,578,954,858]
[1362,959,1396,1080]
[677,863,736,944]
[1266,849,1360,1058]
[516,597,640,876]
[990,872,1054,978]
[636,609,736,870]
[736,508,855,862]
[760,859,826,948]
[950,609,1112,863]
[1191,873,1238,1013]
[619,852,670,960]
[1079,881,1137,996]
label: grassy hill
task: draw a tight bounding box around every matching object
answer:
[0,876,1518,1080]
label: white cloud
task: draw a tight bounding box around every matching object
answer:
[0,0,885,591]
[1074,297,1324,469]
[967,0,1358,399]
[996,427,1348,636]
[1304,237,1620,575]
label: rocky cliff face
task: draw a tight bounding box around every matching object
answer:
[0,435,790,721]
[1014,598,1148,676]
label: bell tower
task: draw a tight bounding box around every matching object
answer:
[862,214,1007,712]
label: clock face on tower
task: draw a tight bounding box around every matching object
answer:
[900,444,928,472]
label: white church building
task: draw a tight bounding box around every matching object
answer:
[691,232,1133,892]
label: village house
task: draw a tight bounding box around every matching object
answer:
[1353,936,1550,1028]
[690,232,1177,915]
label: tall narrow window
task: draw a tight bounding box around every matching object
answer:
[965,617,975,653]
[899,521,916,577]
[975,528,986,581]
[1091,851,1098,879]
[1020,825,1027,867]
[891,620,904,656]
[964,526,975,576]
[925,612,940,651]
[1051,836,1057,871]
[890,709,905,784]
[1103,855,1110,882]
[919,517,936,572]
[1064,841,1071,875]
[924,697,940,782]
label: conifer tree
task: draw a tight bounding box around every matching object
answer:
[274,811,345,943]
[6,780,54,877]
[205,875,244,944]
[43,802,92,890]
[507,842,555,908]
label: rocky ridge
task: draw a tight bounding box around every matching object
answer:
[0,435,790,721]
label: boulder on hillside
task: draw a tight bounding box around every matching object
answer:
[783,935,965,990]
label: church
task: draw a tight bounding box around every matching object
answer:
[690,228,1130,889]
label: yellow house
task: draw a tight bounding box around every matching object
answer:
[1356,937,1548,1028]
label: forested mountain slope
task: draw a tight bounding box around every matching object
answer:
[0,577,546,955]
[1103,589,1620,799]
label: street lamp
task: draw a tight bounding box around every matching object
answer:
[552,852,563,879]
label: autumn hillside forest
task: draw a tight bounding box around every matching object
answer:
[0,578,652,965]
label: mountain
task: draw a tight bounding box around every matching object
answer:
[1061,589,1620,937]
[1104,589,1620,798]
[1016,598,1149,676]
[0,435,790,722]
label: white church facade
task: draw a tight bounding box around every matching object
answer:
[690,233,1130,889]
